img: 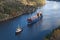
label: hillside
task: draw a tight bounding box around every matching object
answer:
[45,26,60,40]
[0,0,46,21]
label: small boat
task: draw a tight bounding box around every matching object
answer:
[15,25,23,35]
[27,12,43,24]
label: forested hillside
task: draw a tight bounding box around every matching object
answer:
[0,0,46,21]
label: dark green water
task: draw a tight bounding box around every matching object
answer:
[0,1,60,40]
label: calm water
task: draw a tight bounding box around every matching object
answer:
[0,1,60,40]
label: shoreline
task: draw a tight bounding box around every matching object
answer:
[45,26,60,40]
[0,7,36,22]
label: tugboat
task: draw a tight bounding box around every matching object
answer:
[27,12,43,24]
[15,25,23,35]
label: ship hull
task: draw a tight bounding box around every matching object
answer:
[28,15,43,25]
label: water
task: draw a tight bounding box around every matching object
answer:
[0,1,60,40]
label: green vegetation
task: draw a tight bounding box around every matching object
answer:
[45,26,60,40]
[0,0,46,21]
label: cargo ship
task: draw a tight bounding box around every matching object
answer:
[27,12,43,24]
